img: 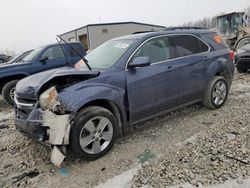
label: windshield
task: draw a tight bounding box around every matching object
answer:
[84,39,134,69]
[8,50,33,64]
[231,14,243,34]
[23,48,42,62]
[217,16,231,36]
[217,13,244,36]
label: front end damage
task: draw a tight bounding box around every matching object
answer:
[14,68,100,167]
[14,99,73,167]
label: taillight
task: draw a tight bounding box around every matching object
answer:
[229,50,235,61]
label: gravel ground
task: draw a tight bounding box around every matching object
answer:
[133,72,250,187]
[0,72,249,188]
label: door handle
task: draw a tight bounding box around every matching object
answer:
[166,66,173,72]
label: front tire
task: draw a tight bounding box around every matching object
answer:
[202,76,229,110]
[2,80,19,105]
[70,106,119,160]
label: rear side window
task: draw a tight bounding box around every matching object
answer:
[203,33,228,49]
[133,36,173,64]
[172,35,209,57]
[68,43,83,57]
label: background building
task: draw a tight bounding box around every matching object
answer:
[60,22,165,50]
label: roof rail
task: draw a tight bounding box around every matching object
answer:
[132,30,155,34]
[164,27,208,31]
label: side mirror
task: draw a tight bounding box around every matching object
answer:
[39,56,48,64]
[128,57,151,69]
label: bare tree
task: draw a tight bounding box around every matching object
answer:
[181,17,213,28]
[245,6,250,26]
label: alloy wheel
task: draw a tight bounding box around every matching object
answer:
[212,81,227,105]
[79,116,113,154]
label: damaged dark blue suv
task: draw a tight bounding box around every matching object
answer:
[14,28,234,166]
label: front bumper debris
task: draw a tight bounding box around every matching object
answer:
[14,105,72,167]
[42,110,71,145]
[51,146,66,167]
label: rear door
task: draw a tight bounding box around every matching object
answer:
[30,45,67,74]
[126,36,181,122]
[171,34,210,103]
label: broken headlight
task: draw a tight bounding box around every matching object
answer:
[39,87,58,110]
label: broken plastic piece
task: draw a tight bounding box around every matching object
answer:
[42,111,70,145]
[51,146,65,167]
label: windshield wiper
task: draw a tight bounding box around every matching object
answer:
[56,38,71,67]
[56,35,92,70]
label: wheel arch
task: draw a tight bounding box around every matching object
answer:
[0,74,28,94]
[214,69,232,86]
[76,99,125,135]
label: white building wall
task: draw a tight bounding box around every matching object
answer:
[76,27,88,39]
[88,23,164,49]
[61,31,76,41]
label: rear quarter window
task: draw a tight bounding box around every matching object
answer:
[172,35,209,57]
[202,32,228,50]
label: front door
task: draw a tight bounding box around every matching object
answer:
[126,36,180,122]
[30,45,67,74]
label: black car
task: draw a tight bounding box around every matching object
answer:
[0,53,12,64]
[235,36,250,73]
[0,50,33,66]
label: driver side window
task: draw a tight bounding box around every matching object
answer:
[41,46,65,60]
[134,37,172,64]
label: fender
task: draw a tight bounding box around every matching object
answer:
[205,57,233,88]
[58,83,127,122]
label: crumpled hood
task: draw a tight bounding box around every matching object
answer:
[15,66,100,99]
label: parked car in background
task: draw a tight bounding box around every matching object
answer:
[234,36,250,73]
[14,28,234,165]
[0,42,85,105]
[0,53,12,64]
[0,50,33,65]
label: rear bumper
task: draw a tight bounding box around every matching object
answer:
[235,57,250,70]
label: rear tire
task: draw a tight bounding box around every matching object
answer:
[70,106,119,160]
[202,76,229,110]
[2,80,19,106]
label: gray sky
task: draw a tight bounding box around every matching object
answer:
[1,0,249,53]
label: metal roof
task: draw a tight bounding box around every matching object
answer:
[60,21,166,36]
[216,12,245,19]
